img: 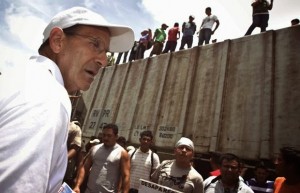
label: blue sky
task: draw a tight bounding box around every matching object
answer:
[1,0,299,65]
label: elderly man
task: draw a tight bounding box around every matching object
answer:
[204,153,254,193]
[151,137,204,193]
[0,7,134,193]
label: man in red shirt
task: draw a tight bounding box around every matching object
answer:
[162,22,180,53]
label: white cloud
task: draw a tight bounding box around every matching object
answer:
[1,3,46,66]
[6,13,46,51]
[0,40,32,66]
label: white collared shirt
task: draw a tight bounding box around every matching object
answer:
[0,55,71,193]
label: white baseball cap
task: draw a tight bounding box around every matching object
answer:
[42,6,135,52]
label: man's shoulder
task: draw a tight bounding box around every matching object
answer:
[204,175,219,185]
[128,148,136,156]
[152,151,159,158]
[189,166,203,181]
[160,159,174,167]
[155,28,161,32]
[212,15,218,19]
[69,122,81,132]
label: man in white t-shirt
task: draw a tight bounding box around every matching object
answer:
[198,7,220,46]
[0,7,134,193]
[128,130,160,193]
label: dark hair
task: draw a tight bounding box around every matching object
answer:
[174,22,179,27]
[280,146,300,174]
[189,15,195,19]
[206,7,211,12]
[220,153,242,167]
[140,130,153,139]
[103,123,119,135]
[291,18,300,24]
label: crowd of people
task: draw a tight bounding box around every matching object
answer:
[1,3,299,193]
[115,0,299,65]
[64,122,300,193]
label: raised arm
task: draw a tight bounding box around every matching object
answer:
[268,0,274,10]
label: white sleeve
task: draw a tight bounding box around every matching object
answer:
[152,153,161,169]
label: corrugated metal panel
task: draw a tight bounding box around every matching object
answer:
[79,25,300,160]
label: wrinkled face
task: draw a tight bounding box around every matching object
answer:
[102,128,118,148]
[221,159,241,183]
[255,168,268,184]
[174,145,193,162]
[57,25,110,93]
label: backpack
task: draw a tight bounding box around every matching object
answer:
[130,149,154,179]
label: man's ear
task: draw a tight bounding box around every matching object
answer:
[48,27,65,53]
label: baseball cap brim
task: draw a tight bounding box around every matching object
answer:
[42,7,135,52]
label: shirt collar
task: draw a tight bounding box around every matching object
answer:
[30,55,64,87]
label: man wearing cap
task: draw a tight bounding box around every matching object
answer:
[151,137,204,193]
[149,23,168,57]
[136,28,152,60]
[0,7,134,193]
[179,15,197,50]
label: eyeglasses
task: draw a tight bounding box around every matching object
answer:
[64,32,107,54]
